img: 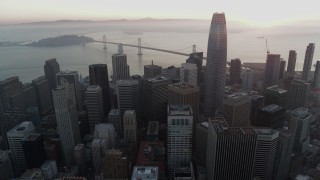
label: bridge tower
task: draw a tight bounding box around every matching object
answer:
[192,44,196,53]
[137,38,143,55]
[103,35,107,50]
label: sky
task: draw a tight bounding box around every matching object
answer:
[1,0,319,26]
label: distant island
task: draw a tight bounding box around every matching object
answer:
[27,35,94,47]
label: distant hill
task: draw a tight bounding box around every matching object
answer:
[27,35,94,47]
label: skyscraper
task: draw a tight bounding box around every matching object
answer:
[204,13,227,116]
[287,50,297,76]
[313,61,320,89]
[101,149,129,179]
[92,139,107,175]
[52,84,81,165]
[242,69,254,91]
[288,79,310,110]
[186,52,203,85]
[56,71,82,110]
[123,110,137,144]
[180,63,198,86]
[230,58,241,84]
[167,105,193,178]
[74,144,87,175]
[44,58,60,90]
[0,76,23,112]
[279,59,286,80]
[94,123,116,149]
[265,54,281,87]
[144,61,162,78]
[206,117,257,180]
[22,134,45,169]
[86,85,104,132]
[22,83,38,109]
[301,43,315,81]
[194,122,208,167]
[32,76,52,116]
[89,64,111,116]
[112,49,130,82]
[108,109,121,137]
[0,150,14,179]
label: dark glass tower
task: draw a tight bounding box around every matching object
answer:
[265,54,280,87]
[287,50,297,76]
[44,58,60,90]
[301,43,315,81]
[204,13,227,116]
[230,58,241,84]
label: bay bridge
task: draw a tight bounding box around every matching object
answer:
[93,35,207,60]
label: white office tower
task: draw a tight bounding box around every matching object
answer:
[116,80,140,119]
[290,108,312,153]
[123,110,137,144]
[242,69,253,91]
[112,45,130,82]
[180,63,198,86]
[86,85,104,132]
[131,166,159,180]
[41,160,58,180]
[7,121,35,175]
[253,128,279,180]
[0,150,14,179]
[52,84,81,165]
[94,123,116,149]
[167,105,193,179]
[92,139,107,175]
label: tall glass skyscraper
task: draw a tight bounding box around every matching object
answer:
[204,13,227,116]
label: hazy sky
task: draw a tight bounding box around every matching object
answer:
[1,0,319,26]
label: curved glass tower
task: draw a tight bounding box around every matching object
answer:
[204,13,227,116]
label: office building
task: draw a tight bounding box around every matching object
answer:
[265,54,281,87]
[7,121,35,175]
[301,43,315,81]
[22,83,38,109]
[230,58,241,84]
[112,48,130,82]
[89,64,111,116]
[264,85,288,107]
[290,108,312,153]
[123,110,137,144]
[101,149,129,179]
[44,58,60,90]
[194,122,208,167]
[168,82,200,122]
[167,105,193,178]
[253,128,279,180]
[0,76,23,112]
[132,166,158,180]
[108,109,121,137]
[249,94,264,125]
[279,59,286,80]
[174,163,195,180]
[22,134,45,169]
[143,77,170,123]
[180,63,198,86]
[74,144,87,175]
[255,104,286,129]
[0,150,14,180]
[92,139,107,175]
[223,93,251,127]
[287,50,297,76]
[41,160,58,180]
[163,66,180,82]
[288,79,310,110]
[206,118,257,180]
[94,123,116,149]
[242,69,254,91]
[204,13,227,116]
[146,121,159,141]
[52,84,81,165]
[86,85,104,132]
[144,61,162,78]
[186,52,203,85]
[57,71,82,110]
[313,61,320,89]
[32,76,52,116]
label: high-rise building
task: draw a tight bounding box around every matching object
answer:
[167,105,193,178]
[186,52,203,85]
[7,121,35,175]
[92,139,107,175]
[144,62,162,78]
[22,134,45,169]
[206,118,257,180]
[123,110,137,144]
[204,13,227,116]
[112,52,130,82]
[265,54,281,87]
[22,83,38,109]
[253,127,279,180]
[116,80,140,120]
[0,76,23,112]
[94,123,116,149]
[264,85,288,107]
[254,104,286,129]
[41,160,58,180]
[86,85,104,132]
[163,66,180,82]
[290,108,311,153]
[74,144,87,175]
[242,69,254,91]
[194,122,208,167]
[57,71,82,110]
[279,59,286,80]
[223,93,251,127]
[108,109,121,138]
[249,94,264,125]
[168,82,200,122]
[101,149,129,179]
[143,77,170,123]
[313,61,320,89]
[288,79,310,110]
[0,150,14,179]
[32,76,52,116]
[44,58,60,90]
[230,58,241,84]
[301,43,315,81]
[89,64,111,116]
[180,63,198,86]
[52,84,81,165]
[132,166,158,180]
[287,50,297,76]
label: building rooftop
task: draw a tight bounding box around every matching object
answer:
[24,134,41,141]
[292,108,311,119]
[86,85,101,91]
[132,166,158,180]
[254,127,279,140]
[7,121,34,136]
[168,105,193,116]
[146,76,168,82]
[225,93,250,103]
[57,70,77,75]
[169,82,198,90]
[209,117,256,135]
[261,104,283,113]
[266,85,287,94]
[0,76,19,85]
[108,109,120,116]
[116,79,139,86]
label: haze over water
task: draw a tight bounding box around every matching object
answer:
[0,20,319,83]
